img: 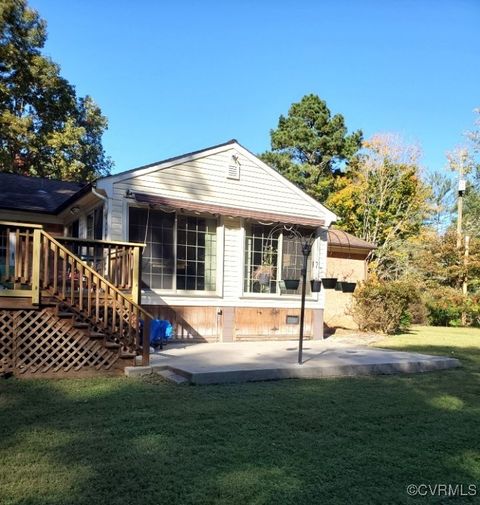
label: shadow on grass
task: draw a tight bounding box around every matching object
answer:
[1,347,480,505]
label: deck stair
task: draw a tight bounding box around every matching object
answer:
[0,221,154,377]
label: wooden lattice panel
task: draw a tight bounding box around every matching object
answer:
[0,308,122,376]
[14,309,119,374]
[0,311,14,373]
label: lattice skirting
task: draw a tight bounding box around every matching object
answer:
[0,308,121,377]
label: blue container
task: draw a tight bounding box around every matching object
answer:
[150,319,173,347]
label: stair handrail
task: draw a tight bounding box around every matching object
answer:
[38,229,153,365]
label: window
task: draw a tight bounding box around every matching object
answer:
[281,234,312,295]
[176,215,217,291]
[129,207,175,290]
[244,223,312,295]
[0,228,7,282]
[244,224,279,293]
[129,207,217,292]
[86,206,103,240]
[67,219,79,238]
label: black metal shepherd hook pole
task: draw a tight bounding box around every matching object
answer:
[266,224,316,365]
[298,242,312,365]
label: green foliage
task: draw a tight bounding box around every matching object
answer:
[351,279,421,334]
[327,134,431,279]
[260,94,362,201]
[412,230,480,291]
[425,171,455,232]
[424,287,480,327]
[0,0,112,181]
[463,171,480,238]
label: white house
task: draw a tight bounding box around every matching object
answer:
[79,139,338,341]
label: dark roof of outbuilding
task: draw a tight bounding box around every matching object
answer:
[328,229,376,250]
[0,173,87,214]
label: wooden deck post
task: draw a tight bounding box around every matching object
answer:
[31,229,41,305]
[142,316,151,366]
[132,246,141,306]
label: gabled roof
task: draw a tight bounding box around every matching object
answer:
[0,173,87,214]
[100,139,338,225]
[102,139,238,181]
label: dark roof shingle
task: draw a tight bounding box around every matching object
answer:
[0,173,86,213]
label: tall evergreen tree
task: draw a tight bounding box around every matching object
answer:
[0,0,112,181]
[260,94,362,201]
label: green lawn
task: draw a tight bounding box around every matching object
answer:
[1,326,479,505]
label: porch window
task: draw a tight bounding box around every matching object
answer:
[128,207,217,292]
[129,208,175,290]
[86,206,103,240]
[244,224,279,294]
[67,219,79,238]
[244,223,312,295]
[176,215,217,291]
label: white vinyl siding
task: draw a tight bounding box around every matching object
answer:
[109,149,327,238]
[223,217,243,301]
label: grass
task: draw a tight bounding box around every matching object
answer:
[1,326,479,505]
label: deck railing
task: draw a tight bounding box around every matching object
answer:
[56,236,144,304]
[0,221,42,296]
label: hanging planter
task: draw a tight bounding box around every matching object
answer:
[321,277,337,289]
[341,282,357,293]
[284,279,300,290]
[335,281,343,291]
[310,279,322,292]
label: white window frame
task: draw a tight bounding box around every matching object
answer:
[241,222,319,300]
[128,204,221,297]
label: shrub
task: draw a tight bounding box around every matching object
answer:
[424,287,480,327]
[351,279,421,334]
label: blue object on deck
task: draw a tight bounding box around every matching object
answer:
[149,319,173,347]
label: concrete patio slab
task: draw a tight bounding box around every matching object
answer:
[125,340,460,384]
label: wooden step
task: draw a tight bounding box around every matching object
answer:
[104,341,121,349]
[120,351,137,359]
[72,322,89,329]
[88,332,105,339]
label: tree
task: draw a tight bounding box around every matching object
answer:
[446,147,479,239]
[0,0,112,181]
[411,229,480,291]
[260,94,362,201]
[461,110,480,237]
[327,134,431,279]
[425,171,455,233]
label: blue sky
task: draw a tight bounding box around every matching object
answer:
[30,0,480,176]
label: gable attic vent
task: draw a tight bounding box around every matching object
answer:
[227,154,240,180]
[227,164,240,180]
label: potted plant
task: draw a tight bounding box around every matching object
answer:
[321,270,338,289]
[284,278,300,290]
[310,279,322,292]
[253,244,275,286]
[342,281,357,293]
[339,270,356,293]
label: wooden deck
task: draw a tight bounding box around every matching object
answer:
[0,221,154,377]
